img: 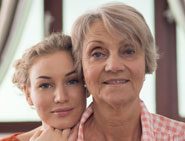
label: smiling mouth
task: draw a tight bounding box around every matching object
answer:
[103,79,129,85]
[51,108,73,117]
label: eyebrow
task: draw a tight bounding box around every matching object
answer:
[36,76,51,79]
[36,70,77,79]
[65,70,77,76]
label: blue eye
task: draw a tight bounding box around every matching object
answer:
[120,44,136,58]
[125,48,136,55]
[91,51,106,59]
[39,83,52,89]
[67,79,80,85]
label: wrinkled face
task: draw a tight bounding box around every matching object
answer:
[25,51,86,129]
[82,21,145,106]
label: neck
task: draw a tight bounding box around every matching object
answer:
[86,99,142,141]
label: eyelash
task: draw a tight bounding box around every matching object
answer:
[123,48,136,55]
[88,44,137,62]
[66,78,80,85]
[91,48,135,58]
[90,47,107,60]
[92,51,105,58]
[39,83,52,89]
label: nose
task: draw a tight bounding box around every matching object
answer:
[105,54,125,73]
[54,86,69,103]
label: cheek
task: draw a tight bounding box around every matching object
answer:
[83,60,100,81]
[83,65,99,92]
[33,97,48,111]
[83,68,92,83]
[82,61,91,84]
[33,97,51,120]
[67,88,86,111]
[131,59,145,88]
[71,88,86,102]
[134,62,145,76]
[30,90,50,111]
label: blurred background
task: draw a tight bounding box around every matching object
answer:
[0,0,185,136]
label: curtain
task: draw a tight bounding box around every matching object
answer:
[0,0,32,85]
[0,0,18,58]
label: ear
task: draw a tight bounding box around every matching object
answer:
[23,85,33,106]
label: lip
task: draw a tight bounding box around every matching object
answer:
[51,107,73,117]
[102,78,129,85]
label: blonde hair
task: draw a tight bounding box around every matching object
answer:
[71,2,159,74]
[12,32,72,90]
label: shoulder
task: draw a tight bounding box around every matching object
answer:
[140,101,185,139]
[0,133,21,141]
[151,113,185,138]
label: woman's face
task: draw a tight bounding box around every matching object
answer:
[25,51,86,129]
[82,21,145,106]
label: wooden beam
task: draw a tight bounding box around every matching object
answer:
[155,0,184,122]
[0,122,41,133]
[44,0,62,35]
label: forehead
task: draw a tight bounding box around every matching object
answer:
[84,21,134,45]
[33,51,72,63]
[84,20,143,50]
[29,51,74,76]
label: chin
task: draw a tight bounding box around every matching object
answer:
[103,93,136,105]
[54,122,75,130]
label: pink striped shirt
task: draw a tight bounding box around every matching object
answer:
[77,101,185,141]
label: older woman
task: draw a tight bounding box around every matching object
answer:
[71,2,185,141]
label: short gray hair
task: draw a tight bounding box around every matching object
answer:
[71,2,159,74]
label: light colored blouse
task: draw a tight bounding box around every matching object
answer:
[77,101,185,141]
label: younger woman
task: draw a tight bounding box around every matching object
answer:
[0,33,86,141]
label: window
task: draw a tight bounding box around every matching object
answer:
[0,0,43,122]
[177,25,185,117]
